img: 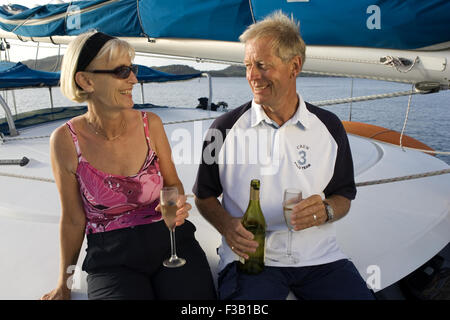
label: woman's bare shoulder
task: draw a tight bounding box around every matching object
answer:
[50,119,79,173]
[146,111,163,124]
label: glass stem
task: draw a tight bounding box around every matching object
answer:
[169,228,178,259]
[287,230,292,257]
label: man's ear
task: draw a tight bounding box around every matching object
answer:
[75,71,94,92]
[291,56,302,77]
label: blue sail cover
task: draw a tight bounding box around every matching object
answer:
[0,0,449,49]
[139,0,252,40]
[0,62,201,89]
[250,0,450,50]
[0,0,143,37]
[0,61,60,89]
[0,0,252,40]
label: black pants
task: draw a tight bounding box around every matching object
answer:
[82,220,217,300]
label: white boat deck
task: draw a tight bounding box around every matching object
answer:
[0,107,449,299]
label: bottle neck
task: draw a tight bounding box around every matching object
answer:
[250,188,260,201]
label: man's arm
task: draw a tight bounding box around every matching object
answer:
[195,196,258,260]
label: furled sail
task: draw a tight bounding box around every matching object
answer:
[0,0,449,86]
[1,0,449,49]
[251,0,450,50]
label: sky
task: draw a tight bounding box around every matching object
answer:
[0,0,228,70]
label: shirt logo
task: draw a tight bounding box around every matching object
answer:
[294,144,311,170]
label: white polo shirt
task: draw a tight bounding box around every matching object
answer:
[193,94,356,271]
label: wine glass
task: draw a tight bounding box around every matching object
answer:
[282,188,302,264]
[160,187,186,268]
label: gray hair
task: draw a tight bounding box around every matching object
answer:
[239,11,306,64]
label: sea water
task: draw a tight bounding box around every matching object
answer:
[1,76,449,164]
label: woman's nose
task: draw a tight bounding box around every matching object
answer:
[128,69,138,84]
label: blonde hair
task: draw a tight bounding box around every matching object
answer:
[239,11,306,64]
[60,31,135,103]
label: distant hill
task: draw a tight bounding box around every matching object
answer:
[20,55,63,72]
[17,55,324,77]
[209,65,246,77]
[17,55,245,76]
[151,64,246,77]
[151,64,204,75]
[152,64,325,77]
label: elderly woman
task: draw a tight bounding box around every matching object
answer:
[41,31,216,300]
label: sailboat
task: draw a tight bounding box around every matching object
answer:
[0,0,449,300]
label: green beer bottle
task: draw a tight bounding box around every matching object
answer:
[238,179,266,274]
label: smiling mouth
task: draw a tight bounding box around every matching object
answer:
[253,84,269,92]
[119,90,132,95]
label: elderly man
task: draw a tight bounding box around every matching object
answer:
[193,11,374,300]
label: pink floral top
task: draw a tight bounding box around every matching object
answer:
[66,112,163,234]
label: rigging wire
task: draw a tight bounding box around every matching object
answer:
[2,114,450,156]
[399,84,415,151]
[51,44,61,72]
[0,168,449,188]
[34,41,39,69]
[348,78,354,121]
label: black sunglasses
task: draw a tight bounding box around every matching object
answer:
[86,64,138,79]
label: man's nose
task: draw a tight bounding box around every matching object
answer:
[247,65,261,80]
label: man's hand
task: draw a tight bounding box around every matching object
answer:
[290,195,327,230]
[290,194,351,230]
[223,217,258,260]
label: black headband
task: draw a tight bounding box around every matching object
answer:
[76,32,116,73]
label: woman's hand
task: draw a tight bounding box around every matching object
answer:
[174,194,190,226]
[156,194,191,226]
[41,285,71,300]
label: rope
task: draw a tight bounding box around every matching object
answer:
[312,90,420,106]
[34,42,39,69]
[396,146,450,156]
[308,55,420,73]
[1,169,449,188]
[348,78,354,121]
[355,169,450,187]
[1,134,51,142]
[0,171,55,183]
[302,70,419,84]
[399,84,415,150]
[307,55,380,65]
[380,56,420,73]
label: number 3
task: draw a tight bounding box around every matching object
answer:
[297,150,307,166]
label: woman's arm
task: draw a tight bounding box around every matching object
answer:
[147,113,190,226]
[41,125,86,300]
[147,112,183,193]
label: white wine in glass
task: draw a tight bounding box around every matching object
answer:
[282,188,302,264]
[160,187,186,268]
